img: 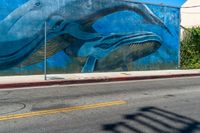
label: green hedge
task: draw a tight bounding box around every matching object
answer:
[181,27,200,69]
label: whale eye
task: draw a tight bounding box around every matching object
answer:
[35,1,41,7]
[52,20,64,30]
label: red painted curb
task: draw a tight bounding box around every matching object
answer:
[0,73,200,89]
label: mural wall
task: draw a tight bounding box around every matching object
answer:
[0,0,180,75]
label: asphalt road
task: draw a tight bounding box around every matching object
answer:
[0,77,200,133]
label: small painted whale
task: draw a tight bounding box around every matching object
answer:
[63,32,162,72]
[78,32,162,72]
[0,0,170,70]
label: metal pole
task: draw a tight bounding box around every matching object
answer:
[44,22,47,80]
[178,10,181,69]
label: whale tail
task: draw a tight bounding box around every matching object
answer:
[124,1,172,35]
[80,1,172,35]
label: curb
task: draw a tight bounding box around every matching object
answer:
[0,73,200,89]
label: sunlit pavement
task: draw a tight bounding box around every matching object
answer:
[0,69,200,89]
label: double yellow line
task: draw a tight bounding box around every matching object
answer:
[0,100,127,121]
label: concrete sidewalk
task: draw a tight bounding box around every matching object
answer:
[0,69,200,89]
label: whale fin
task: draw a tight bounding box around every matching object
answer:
[64,23,101,40]
[81,56,97,73]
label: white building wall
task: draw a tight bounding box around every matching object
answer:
[181,0,200,28]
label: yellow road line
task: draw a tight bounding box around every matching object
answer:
[0,100,127,121]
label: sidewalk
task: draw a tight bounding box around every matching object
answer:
[0,69,200,89]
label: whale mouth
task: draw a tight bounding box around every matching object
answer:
[128,40,161,53]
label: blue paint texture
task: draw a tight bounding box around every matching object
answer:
[0,0,180,75]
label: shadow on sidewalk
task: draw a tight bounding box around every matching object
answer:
[102,107,200,133]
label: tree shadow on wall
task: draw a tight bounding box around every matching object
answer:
[102,107,200,133]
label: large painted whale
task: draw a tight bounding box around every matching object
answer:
[0,0,170,71]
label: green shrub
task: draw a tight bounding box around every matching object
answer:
[181,27,200,69]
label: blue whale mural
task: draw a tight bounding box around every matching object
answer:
[0,0,179,74]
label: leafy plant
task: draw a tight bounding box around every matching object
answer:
[181,27,200,69]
